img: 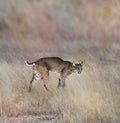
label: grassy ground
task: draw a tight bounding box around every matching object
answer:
[0,0,120,122]
[0,60,120,123]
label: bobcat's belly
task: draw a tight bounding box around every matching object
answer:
[50,69,60,74]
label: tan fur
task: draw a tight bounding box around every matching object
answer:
[26,57,83,92]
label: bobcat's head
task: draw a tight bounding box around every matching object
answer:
[75,61,83,74]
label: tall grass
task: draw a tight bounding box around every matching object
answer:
[0,0,120,122]
[0,60,119,122]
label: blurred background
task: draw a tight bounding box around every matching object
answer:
[0,0,119,62]
[0,0,120,123]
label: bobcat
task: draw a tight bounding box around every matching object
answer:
[26,57,83,92]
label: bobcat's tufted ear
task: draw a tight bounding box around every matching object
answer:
[73,63,76,66]
[72,60,76,66]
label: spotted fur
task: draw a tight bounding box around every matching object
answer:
[26,57,83,92]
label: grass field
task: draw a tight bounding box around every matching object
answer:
[0,0,120,122]
[0,59,120,123]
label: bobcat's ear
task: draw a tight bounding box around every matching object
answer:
[72,60,76,66]
[73,63,76,66]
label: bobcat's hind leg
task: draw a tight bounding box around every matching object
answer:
[29,66,41,92]
[37,66,49,91]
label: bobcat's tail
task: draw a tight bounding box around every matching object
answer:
[25,61,35,66]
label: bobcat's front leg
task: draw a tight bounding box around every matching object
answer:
[59,67,72,88]
[58,68,66,88]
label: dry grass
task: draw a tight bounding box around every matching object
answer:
[0,60,119,123]
[0,0,120,122]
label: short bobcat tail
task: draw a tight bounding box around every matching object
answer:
[25,61,35,66]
